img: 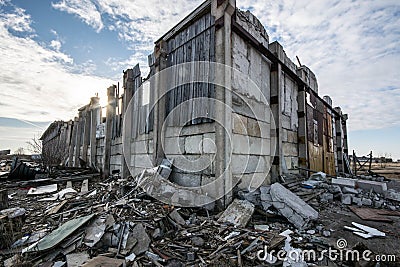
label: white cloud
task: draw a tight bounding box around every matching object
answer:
[52,0,104,32]
[0,5,113,122]
[50,39,62,50]
[0,6,34,33]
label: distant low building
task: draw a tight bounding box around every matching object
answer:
[0,149,11,156]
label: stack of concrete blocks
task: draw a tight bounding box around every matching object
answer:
[165,124,216,188]
[129,134,153,178]
[110,137,123,173]
[230,10,272,191]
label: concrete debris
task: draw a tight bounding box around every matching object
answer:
[66,252,90,267]
[217,199,255,227]
[356,180,388,194]
[270,183,319,229]
[80,179,89,193]
[168,209,186,226]
[319,192,334,203]
[342,186,358,194]
[1,165,399,265]
[332,177,357,188]
[385,189,400,202]
[341,194,352,205]
[27,184,58,195]
[362,198,372,206]
[130,223,151,255]
[81,255,124,267]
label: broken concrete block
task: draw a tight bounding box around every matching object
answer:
[328,185,342,194]
[322,230,331,237]
[342,187,358,194]
[270,183,318,229]
[362,198,372,206]
[332,178,356,188]
[66,252,90,267]
[81,179,89,193]
[385,189,400,202]
[352,197,362,206]
[27,184,58,195]
[81,256,124,267]
[341,194,352,205]
[217,199,255,227]
[191,236,205,247]
[320,193,334,203]
[373,200,384,208]
[169,209,186,226]
[260,186,273,211]
[131,223,151,255]
[356,180,387,194]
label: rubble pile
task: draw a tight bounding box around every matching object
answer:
[0,167,399,266]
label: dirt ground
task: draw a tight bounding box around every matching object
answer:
[370,162,400,181]
[317,204,400,265]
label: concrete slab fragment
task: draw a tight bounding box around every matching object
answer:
[81,256,124,267]
[66,252,90,267]
[270,183,318,229]
[217,199,255,227]
[342,187,358,194]
[385,190,400,202]
[27,184,58,195]
[356,180,387,193]
[81,179,89,193]
[331,178,356,188]
[131,223,151,255]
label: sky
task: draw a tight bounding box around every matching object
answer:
[0,0,399,159]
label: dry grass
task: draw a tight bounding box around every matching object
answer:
[370,162,400,180]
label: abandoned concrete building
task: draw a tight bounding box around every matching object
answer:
[41,0,349,206]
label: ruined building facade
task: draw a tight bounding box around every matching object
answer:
[41,0,349,205]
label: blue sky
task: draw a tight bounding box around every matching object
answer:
[0,0,399,159]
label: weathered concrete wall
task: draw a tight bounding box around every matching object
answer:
[231,24,272,190]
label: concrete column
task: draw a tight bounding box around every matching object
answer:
[297,87,308,177]
[104,85,116,178]
[334,107,344,174]
[152,41,168,166]
[74,111,84,167]
[68,117,78,167]
[122,68,136,179]
[212,0,235,208]
[65,120,73,163]
[90,97,100,168]
[82,106,91,164]
[269,41,284,181]
[342,114,349,156]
